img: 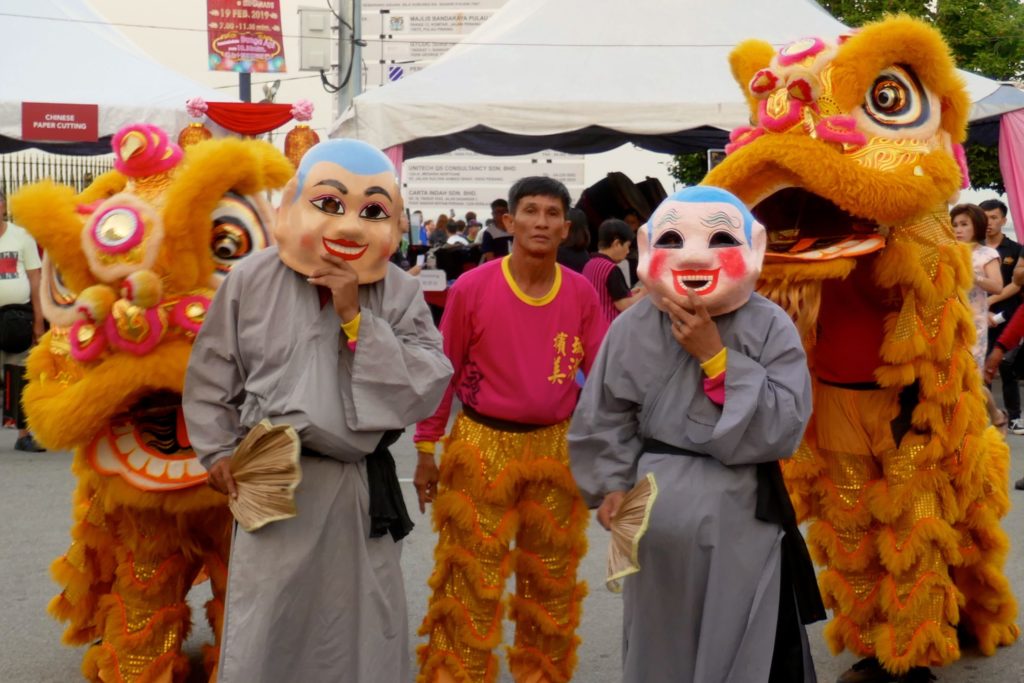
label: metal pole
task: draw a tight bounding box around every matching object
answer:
[378,10,386,87]
[239,73,251,103]
[353,0,362,99]
[336,0,362,117]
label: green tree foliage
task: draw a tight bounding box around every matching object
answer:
[665,152,706,189]
[670,1,1024,191]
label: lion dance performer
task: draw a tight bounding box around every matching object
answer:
[12,123,292,681]
[414,176,607,683]
[704,15,1019,683]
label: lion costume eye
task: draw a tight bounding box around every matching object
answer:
[211,192,270,278]
[864,65,929,128]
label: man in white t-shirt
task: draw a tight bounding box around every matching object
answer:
[0,189,45,451]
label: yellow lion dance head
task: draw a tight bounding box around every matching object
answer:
[14,125,292,494]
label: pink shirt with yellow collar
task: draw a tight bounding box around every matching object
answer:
[415,257,607,443]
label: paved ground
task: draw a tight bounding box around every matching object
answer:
[1,425,1022,682]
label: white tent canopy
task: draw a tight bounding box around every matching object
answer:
[333,0,1024,158]
[0,0,232,153]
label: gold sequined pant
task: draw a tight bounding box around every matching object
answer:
[418,413,588,683]
[48,470,232,682]
[809,383,959,674]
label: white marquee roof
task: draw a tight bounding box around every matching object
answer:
[333,0,1024,158]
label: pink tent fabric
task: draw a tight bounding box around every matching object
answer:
[999,109,1024,241]
[384,145,404,181]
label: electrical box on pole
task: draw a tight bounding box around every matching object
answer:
[298,6,333,72]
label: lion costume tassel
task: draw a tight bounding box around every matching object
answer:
[705,15,1018,677]
[12,124,292,682]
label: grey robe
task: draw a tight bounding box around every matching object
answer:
[184,247,452,683]
[569,294,814,683]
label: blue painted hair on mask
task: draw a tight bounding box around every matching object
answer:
[647,185,756,243]
[293,139,396,202]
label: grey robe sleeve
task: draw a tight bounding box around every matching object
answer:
[697,309,811,466]
[340,270,453,431]
[183,268,248,470]
[568,329,643,508]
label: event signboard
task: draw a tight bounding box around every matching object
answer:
[404,159,584,187]
[403,153,585,214]
[21,103,99,142]
[362,0,505,8]
[358,5,496,86]
[206,0,286,72]
[405,183,586,211]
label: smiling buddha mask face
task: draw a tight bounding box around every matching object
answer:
[273,139,403,283]
[637,185,767,317]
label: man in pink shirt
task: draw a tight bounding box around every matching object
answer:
[414,176,607,683]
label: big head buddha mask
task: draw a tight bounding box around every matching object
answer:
[274,139,402,283]
[637,186,766,316]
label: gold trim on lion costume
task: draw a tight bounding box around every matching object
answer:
[704,15,1018,675]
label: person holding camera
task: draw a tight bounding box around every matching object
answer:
[0,188,45,452]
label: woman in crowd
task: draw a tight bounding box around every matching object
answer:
[952,202,1005,429]
[557,207,592,272]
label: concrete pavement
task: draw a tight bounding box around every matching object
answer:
[2,427,1022,682]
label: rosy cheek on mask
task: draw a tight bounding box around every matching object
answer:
[649,250,668,281]
[717,247,748,280]
[300,233,317,251]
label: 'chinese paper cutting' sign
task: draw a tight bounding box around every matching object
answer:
[207,0,286,73]
[21,103,99,142]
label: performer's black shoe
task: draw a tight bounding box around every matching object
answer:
[14,433,45,452]
[897,667,936,682]
[1015,476,1024,491]
[837,658,896,683]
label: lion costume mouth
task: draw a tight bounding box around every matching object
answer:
[752,187,885,261]
[87,390,207,491]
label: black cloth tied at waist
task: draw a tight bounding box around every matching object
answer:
[302,429,413,543]
[642,439,826,625]
[462,404,550,433]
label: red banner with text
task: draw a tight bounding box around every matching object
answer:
[21,103,99,142]
[207,0,286,73]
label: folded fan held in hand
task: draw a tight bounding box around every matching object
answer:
[228,419,302,532]
[606,473,659,593]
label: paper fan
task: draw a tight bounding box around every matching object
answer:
[228,419,302,532]
[606,472,659,593]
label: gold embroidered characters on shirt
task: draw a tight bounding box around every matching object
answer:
[548,332,583,385]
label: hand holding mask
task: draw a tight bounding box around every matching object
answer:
[665,288,724,362]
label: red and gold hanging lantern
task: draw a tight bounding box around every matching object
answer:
[177,98,212,148]
[285,99,320,168]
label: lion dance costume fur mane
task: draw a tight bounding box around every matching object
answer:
[12,124,292,682]
[704,15,1019,674]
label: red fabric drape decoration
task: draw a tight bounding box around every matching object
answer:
[204,102,294,135]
